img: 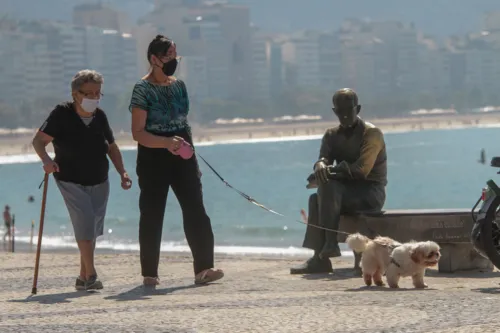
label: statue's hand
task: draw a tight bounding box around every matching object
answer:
[314,161,329,184]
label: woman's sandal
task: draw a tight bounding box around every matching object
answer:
[143,276,160,286]
[194,268,224,285]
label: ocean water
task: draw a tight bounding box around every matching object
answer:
[1,127,499,256]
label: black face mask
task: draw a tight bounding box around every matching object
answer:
[162,58,178,76]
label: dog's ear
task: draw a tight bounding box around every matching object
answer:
[410,247,424,264]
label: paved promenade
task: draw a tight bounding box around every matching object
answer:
[1,252,500,332]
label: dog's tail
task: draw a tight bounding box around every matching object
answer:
[346,233,370,253]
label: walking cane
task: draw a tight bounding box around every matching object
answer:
[32,173,49,295]
[11,214,15,253]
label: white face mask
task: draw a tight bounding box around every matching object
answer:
[80,98,100,113]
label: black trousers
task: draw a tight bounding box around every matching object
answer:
[303,179,386,252]
[136,141,214,277]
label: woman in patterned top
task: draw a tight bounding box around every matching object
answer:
[130,35,224,286]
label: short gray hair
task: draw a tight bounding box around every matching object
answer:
[71,69,104,91]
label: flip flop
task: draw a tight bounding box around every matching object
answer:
[194,268,224,285]
[143,276,160,286]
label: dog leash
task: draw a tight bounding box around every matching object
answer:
[196,152,368,236]
[35,153,370,236]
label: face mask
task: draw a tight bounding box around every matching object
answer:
[162,58,178,76]
[80,98,100,113]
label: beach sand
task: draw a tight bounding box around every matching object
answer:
[1,249,500,332]
[1,113,500,157]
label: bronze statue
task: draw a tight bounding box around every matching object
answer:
[291,88,388,274]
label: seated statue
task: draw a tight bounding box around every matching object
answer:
[290,88,388,274]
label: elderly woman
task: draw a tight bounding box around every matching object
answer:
[130,35,223,286]
[32,69,132,290]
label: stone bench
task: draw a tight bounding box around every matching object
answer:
[307,192,493,273]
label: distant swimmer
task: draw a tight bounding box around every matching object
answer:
[28,195,34,203]
[478,149,486,164]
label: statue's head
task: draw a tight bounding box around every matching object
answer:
[332,88,361,128]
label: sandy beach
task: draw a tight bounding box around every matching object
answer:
[1,113,499,157]
[1,249,500,332]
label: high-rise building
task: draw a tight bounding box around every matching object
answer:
[318,32,341,91]
[251,32,271,101]
[0,20,86,104]
[85,28,138,96]
[141,1,252,101]
[132,23,158,75]
[268,40,284,98]
[217,4,252,101]
[463,45,500,104]
[177,55,209,103]
[73,3,132,33]
[56,23,87,98]
[338,19,419,99]
[281,31,321,89]
[339,35,376,99]
[417,37,450,96]
[0,30,32,105]
[250,30,285,101]
[183,14,230,100]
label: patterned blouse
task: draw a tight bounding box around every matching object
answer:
[129,79,190,134]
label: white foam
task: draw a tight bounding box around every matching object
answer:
[11,235,353,257]
[0,153,53,165]
[1,123,496,165]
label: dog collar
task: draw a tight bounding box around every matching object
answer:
[390,257,401,268]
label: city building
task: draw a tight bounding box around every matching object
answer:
[318,32,341,92]
[463,45,500,104]
[85,28,139,96]
[141,1,252,101]
[132,23,158,75]
[444,31,500,105]
[251,32,271,101]
[268,39,284,98]
[281,31,321,89]
[417,37,450,96]
[73,3,132,33]
[177,55,209,103]
[338,19,420,100]
[250,30,285,101]
[183,14,230,100]
[0,29,34,105]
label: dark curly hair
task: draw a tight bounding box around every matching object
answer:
[147,34,174,63]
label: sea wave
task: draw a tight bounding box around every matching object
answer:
[9,235,353,257]
[1,123,497,165]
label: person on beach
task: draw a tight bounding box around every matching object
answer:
[290,88,387,274]
[32,69,132,290]
[3,205,12,248]
[130,35,223,286]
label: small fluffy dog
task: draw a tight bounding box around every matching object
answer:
[346,233,441,289]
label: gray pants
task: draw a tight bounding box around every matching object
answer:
[56,180,110,241]
[302,180,386,252]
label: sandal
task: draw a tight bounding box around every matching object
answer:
[195,268,224,285]
[143,276,160,286]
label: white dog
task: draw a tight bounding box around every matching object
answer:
[346,233,441,288]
